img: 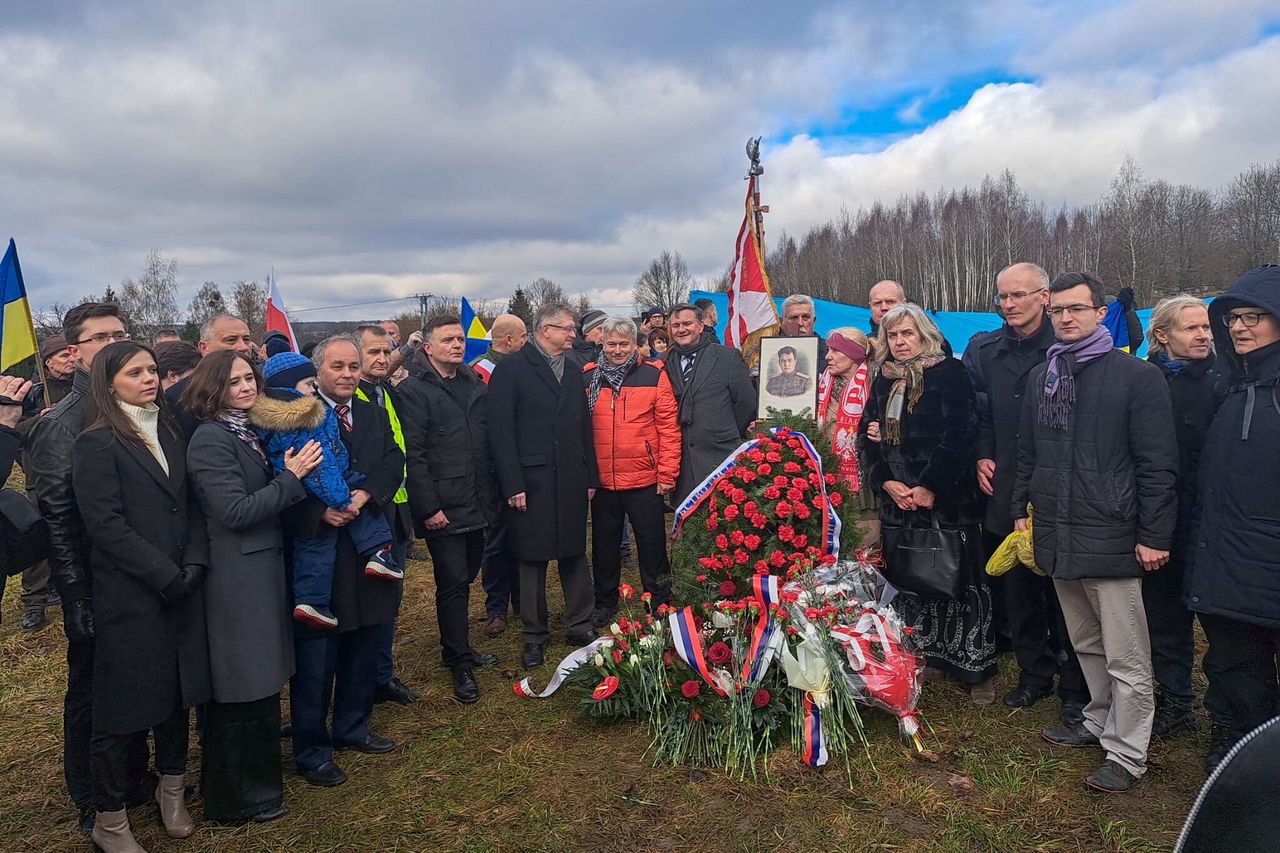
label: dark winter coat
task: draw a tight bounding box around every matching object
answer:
[962,315,1056,535]
[859,357,985,528]
[27,369,92,602]
[0,424,19,475]
[396,361,499,539]
[1011,348,1178,580]
[17,371,74,442]
[187,421,307,703]
[487,342,598,562]
[664,342,756,501]
[282,397,404,631]
[1148,354,1220,570]
[1185,266,1280,629]
[72,425,211,734]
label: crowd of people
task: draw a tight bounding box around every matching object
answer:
[0,262,1277,848]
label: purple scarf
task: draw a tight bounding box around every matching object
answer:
[1039,326,1113,429]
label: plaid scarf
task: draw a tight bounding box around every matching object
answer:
[1039,326,1113,430]
[587,352,638,412]
[216,407,267,461]
[879,354,944,445]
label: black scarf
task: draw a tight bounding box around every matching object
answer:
[588,352,637,412]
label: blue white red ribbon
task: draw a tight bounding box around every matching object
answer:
[670,437,757,539]
[668,607,730,697]
[741,574,782,684]
[787,429,842,559]
[801,692,829,768]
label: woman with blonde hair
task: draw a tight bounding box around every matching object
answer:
[860,304,997,703]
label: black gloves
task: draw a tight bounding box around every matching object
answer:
[160,564,206,604]
[63,598,95,643]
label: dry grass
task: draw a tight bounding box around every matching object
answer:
[0,518,1206,852]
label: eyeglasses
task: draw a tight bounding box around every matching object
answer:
[1223,311,1270,329]
[543,323,576,334]
[993,287,1046,305]
[75,331,131,345]
[1047,304,1100,318]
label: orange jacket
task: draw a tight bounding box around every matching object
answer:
[583,359,680,491]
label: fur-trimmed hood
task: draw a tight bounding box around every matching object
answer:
[249,391,326,433]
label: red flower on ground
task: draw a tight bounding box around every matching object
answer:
[707,641,732,665]
[769,551,787,568]
[787,488,804,503]
[784,461,802,474]
[763,486,781,500]
[777,524,795,543]
[593,676,620,701]
[756,463,772,477]
[744,534,762,551]
[730,529,745,546]
[775,501,793,519]
[733,549,750,566]
[829,491,844,507]
[723,504,740,521]
[719,580,738,598]
[753,689,771,708]
[715,534,729,551]
[681,680,701,699]
[619,584,635,600]
[612,648,624,664]
[743,501,758,515]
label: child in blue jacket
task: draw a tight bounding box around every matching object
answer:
[250,352,400,630]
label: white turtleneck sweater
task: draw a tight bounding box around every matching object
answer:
[116,399,169,474]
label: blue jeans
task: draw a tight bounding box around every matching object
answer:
[291,510,393,606]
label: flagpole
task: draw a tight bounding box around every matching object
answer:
[746,137,768,257]
[34,348,51,410]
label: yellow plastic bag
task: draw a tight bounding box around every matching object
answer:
[985,506,1044,577]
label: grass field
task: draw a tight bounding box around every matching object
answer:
[1,537,1210,853]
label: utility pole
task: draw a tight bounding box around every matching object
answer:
[413,292,434,331]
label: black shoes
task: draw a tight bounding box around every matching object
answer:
[248,804,289,823]
[591,608,616,629]
[1085,759,1139,793]
[374,676,421,705]
[471,652,499,668]
[337,733,396,754]
[299,761,347,787]
[522,643,545,668]
[1152,702,1199,738]
[1206,725,1236,772]
[566,630,599,647]
[1003,682,1054,708]
[20,609,47,632]
[452,667,480,704]
[1061,701,1087,726]
[1042,722,1101,748]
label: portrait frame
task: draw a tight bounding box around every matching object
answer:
[757,335,820,421]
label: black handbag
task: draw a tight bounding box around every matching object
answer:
[880,511,965,600]
[0,489,49,577]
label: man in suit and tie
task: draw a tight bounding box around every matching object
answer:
[288,335,405,788]
[664,304,756,502]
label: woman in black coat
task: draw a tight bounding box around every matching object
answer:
[72,341,210,850]
[183,351,322,824]
[859,305,997,702]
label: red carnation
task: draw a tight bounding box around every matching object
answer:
[739,470,756,484]
[707,641,732,665]
[705,516,719,531]
[825,473,837,485]
[829,491,844,507]
[809,473,822,487]
[719,554,734,569]
[755,559,769,573]
[787,488,804,502]
[751,514,769,529]
[784,461,802,474]
[793,534,808,549]
[813,494,826,508]
[780,590,799,604]
[769,550,787,568]
[777,525,794,543]
[733,549,749,566]
[681,680,701,699]
[753,689,771,708]
[820,554,838,566]
[757,463,772,476]
[744,534,761,551]
[715,534,729,551]
[793,504,811,520]
[662,649,676,668]
[730,529,745,546]
[695,574,707,583]
[723,504,740,521]
[731,488,748,503]
[763,486,781,500]
[775,501,793,518]
[612,648,624,664]
[766,451,782,463]
[792,477,808,490]
[743,501,758,515]
[718,580,737,598]
[748,449,764,463]
[774,475,789,488]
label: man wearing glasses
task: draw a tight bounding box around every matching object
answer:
[27,303,155,836]
[963,263,1089,726]
[1011,272,1177,794]
[1185,265,1280,771]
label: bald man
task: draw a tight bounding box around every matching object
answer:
[468,313,529,634]
[868,280,907,336]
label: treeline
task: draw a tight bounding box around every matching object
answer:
[762,158,1280,310]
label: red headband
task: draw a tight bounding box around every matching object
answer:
[827,332,867,364]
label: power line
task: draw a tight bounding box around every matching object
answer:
[288,296,416,314]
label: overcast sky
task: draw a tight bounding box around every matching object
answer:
[2,0,1278,320]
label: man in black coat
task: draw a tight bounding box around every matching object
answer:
[1143,295,1219,741]
[1011,273,1178,794]
[1185,265,1280,769]
[397,316,501,702]
[26,303,154,835]
[488,304,599,669]
[664,303,755,502]
[287,336,404,788]
[963,262,1088,724]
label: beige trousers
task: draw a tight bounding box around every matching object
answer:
[1053,577,1154,777]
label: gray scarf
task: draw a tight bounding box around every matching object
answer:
[587,352,638,412]
[532,337,565,382]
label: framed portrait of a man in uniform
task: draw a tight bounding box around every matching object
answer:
[757,335,819,420]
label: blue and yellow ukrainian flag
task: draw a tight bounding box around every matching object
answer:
[460,296,490,362]
[1,239,38,371]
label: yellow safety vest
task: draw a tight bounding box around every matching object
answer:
[357,384,409,504]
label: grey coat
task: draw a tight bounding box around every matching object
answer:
[187,422,308,704]
[665,343,756,501]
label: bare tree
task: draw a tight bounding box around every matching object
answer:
[230,280,268,339]
[526,278,566,315]
[632,250,691,312]
[118,250,180,337]
[34,302,75,339]
[573,293,593,317]
[187,281,229,333]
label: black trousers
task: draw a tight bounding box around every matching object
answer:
[481,517,521,619]
[989,532,1089,704]
[91,708,187,813]
[1200,612,1280,737]
[201,695,284,823]
[424,529,484,670]
[1142,561,1196,708]
[591,487,671,613]
[520,554,593,645]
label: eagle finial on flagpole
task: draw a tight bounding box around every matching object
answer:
[746,137,764,178]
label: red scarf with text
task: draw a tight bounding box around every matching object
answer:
[816,363,869,490]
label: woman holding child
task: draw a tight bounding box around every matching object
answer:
[184,350,323,824]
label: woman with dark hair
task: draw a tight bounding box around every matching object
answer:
[71,341,210,851]
[183,350,322,824]
[859,305,997,704]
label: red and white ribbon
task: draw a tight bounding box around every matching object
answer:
[512,637,611,699]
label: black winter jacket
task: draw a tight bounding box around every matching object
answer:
[396,362,499,539]
[962,316,1056,535]
[1186,266,1280,628]
[1011,348,1178,580]
[859,357,985,528]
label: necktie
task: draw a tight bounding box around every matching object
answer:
[336,403,352,432]
[682,353,696,384]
